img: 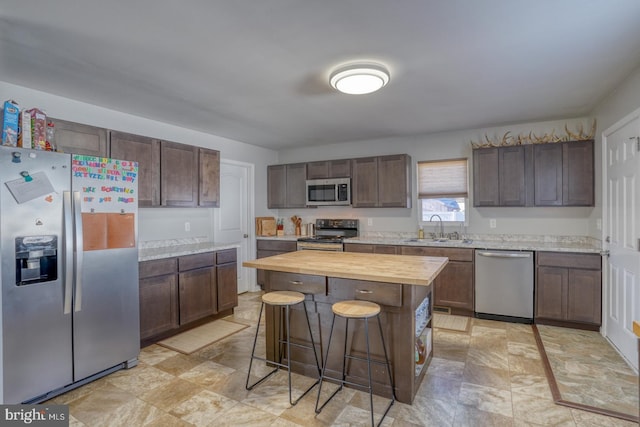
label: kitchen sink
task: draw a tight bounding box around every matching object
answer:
[403,238,448,243]
[402,238,473,244]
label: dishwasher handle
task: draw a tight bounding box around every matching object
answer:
[476,251,531,259]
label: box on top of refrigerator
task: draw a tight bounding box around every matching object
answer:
[26,108,47,150]
[18,109,32,149]
[2,99,20,146]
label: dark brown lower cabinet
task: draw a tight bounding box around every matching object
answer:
[179,266,217,325]
[344,243,400,254]
[256,239,297,287]
[139,258,179,341]
[400,246,474,315]
[431,260,473,311]
[216,249,238,312]
[139,249,238,345]
[535,252,602,330]
[345,243,474,314]
[178,253,217,325]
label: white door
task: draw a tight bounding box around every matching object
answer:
[603,109,640,369]
[214,159,256,293]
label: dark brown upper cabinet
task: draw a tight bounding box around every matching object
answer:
[562,141,594,206]
[160,141,199,207]
[109,131,161,207]
[51,118,108,157]
[111,134,219,208]
[473,148,500,206]
[473,140,593,207]
[267,164,286,209]
[306,159,351,179]
[267,163,307,209]
[352,154,412,208]
[267,154,411,209]
[533,144,563,206]
[378,154,412,208]
[198,147,220,207]
[473,145,533,207]
[351,157,378,207]
[534,140,594,207]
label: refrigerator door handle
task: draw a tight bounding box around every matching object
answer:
[73,191,84,312]
[63,191,73,314]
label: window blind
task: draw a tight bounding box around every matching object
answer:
[417,158,468,198]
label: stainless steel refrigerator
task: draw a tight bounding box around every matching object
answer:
[0,146,140,404]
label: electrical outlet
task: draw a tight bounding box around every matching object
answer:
[596,218,602,230]
[489,219,496,229]
[367,218,373,226]
[185,222,191,232]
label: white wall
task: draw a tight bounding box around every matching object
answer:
[277,64,640,240]
[6,64,640,241]
[277,117,596,237]
[0,81,279,242]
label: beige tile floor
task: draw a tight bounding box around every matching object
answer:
[537,324,639,417]
[50,292,638,426]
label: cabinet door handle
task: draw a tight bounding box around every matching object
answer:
[357,289,373,294]
[290,280,303,285]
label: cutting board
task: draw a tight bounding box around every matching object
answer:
[255,216,276,236]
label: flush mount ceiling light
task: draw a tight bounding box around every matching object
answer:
[329,63,390,95]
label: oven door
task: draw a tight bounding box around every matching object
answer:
[296,241,343,252]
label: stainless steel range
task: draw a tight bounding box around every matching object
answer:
[296,219,358,252]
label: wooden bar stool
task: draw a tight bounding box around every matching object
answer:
[315,300,395,426]
[245,290,321,406]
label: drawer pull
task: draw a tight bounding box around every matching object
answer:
[290,280,303,285]
[357,289,373,294]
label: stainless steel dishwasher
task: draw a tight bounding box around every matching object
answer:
[474,249,534,323]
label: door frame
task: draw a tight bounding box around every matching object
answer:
[216,158,257,293]
[601,106,640,370]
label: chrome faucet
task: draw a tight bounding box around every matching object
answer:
[429,214,444,239]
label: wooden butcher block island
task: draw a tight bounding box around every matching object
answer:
[243,250,448,404]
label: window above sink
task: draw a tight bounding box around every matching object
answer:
[420,197,466,223]
[417,158,468,225]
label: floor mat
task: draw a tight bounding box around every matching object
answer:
[433,313,470,332]
[158,319,248,355]
[533,324,639,423]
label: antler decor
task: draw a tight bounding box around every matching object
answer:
[470,118,596,149]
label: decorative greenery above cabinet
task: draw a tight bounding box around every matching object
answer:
[473,140,594,207]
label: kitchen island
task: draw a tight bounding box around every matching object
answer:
[243,250,448,404]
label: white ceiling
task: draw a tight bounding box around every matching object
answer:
[2,1,640,150]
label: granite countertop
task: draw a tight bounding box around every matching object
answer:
[256,234,604,254]
[243,250,448,286]
[255,235,300,242]
[139,238,240,262]
[344,236,604,254]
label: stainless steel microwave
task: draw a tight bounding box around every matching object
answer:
[305,178,351,206]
